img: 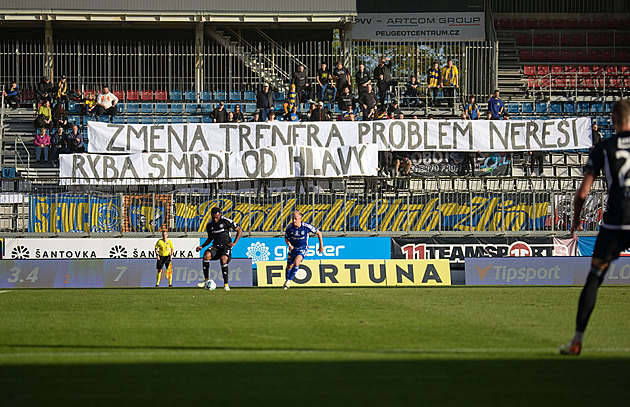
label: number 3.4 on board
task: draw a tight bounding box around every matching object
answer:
[7,267,39,283]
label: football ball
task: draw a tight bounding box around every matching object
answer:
[205,280,217,290]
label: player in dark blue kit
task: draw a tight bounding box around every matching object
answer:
[283,210,324,289]
[561,100,630,355]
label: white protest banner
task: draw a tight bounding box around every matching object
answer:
[87,118,593,154]
[59,145,378,184]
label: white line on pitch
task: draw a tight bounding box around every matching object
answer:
[0,291,10,294]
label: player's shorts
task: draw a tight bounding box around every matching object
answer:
[156,255,171,270]
[592,227,630,262]
[287,247,308,264]
[205,245,232,262]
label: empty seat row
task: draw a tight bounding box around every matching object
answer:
[506,101,614,115]
[516,32,630,47]
[527,77,630,89]
[496,17,630,30]
[520,49,630,62]
[524,65,630,76]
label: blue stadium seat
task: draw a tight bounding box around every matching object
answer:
[126,103,139,114]
[333,105,342,114]
[229,90,242,101]
[506,103,520,114]
[590,102,604,113]
[68,101,81,114]
[185,103,198,114]
[97,115,109,122]
[214,90,227,101]
[274,101,284,111]
[200,103,213,114]
[171,116,184,124]
[563,102,575,114]
[141,116,155,124]
[521,103,534,114]
[512,116,523,120]
[201,90,213,101]
[244,103,257,113]
[274,91,285,101]
[140,103,153,114]
[68,115,82,126]
[170,103,184,114]
[185,90,197,101]
[243,90,256,101]
[535,102,548,113]
[169,90,183,101]
[115,103,125,114]
[605,102,614,113]
[155,103,169,114]
[126,116,140,124]
[156,116,169,125]
[577,102,590,113]
[201,115,213,123]
[277,116,285,121]
[549,102,563,114]
[186,116,200,123]
[112,116,125,124]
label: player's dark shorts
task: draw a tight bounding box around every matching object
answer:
[205,245,232,262]
[156,255,171,270]
[287,247,308,264]
[592,227,630,262]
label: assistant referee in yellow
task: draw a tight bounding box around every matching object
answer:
[155,230,174,287]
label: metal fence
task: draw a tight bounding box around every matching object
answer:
[0,176,604,237]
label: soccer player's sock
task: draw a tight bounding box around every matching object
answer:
[203,260,210,281]
[575,265,607,336]
[288,265,299,281]
[167,264,173,286]
[156,271,162,286]
[221,263,229,285]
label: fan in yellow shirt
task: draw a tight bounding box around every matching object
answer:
[154,230,174,287]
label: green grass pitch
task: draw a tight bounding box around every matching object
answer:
[1,287,629,406]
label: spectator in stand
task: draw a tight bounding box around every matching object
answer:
[310,101,324,121]
[4,81,19,109]
[317,62,335,102]
[306,102,316,120]
[95,86,118,117]
[292,64,310,106]
[404,76,420,107]
[355,63,371,98]
[376,73,390,106]
[387,100,402,118]
[232,104,244,122]
[529,150,544,176]
[257,83,274,122]
[83,92,96,115]
[485,111,493,120]
[337,86,353,113]
[427,114,435,120]
[342,106,356,121]
[251,111,261,122]
[487,90,504,120]
[284,84,298,114]
[267,111,277,122]
[360,83,377,121]
[441,59,459,108]
[50,127,70,167]
[227,112,235,123]
[67,125,85,153]
[34,99,52,130]
[332,61,350,98]
[287,105,300,122]
[35,75,54,106]
[55,75,69,110]
[426,61,441,107]
[34,127,51,164]
[212,101,228,123]
[375,105,389,120]
[378,150,394,177]
[503,112,511,120]
[592,123,602,147]
[374,57,396,102]
[322,106,332,121]
[52,102,69,130]
[464,95,480,120]
[397,113,404,120]
[394,152,411,176]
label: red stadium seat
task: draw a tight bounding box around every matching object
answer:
[621,18,630,29]
[578,66,591,74]
[560,34,570,46]
[621,66,630,73]
[537,66,550,75]
[606,66,618,74]
[565,65,577,73]
[616,33,630,46]
[592,65,604,73]
[494,18,498,29]
[603,50,614,60]
[533,50,546,61]
[547,50,559,60]
[516,33,530,45]
[588,51,601,61]
[610,78,623,88]
[140,90,153,101]
[554,77,567,88]
[569,34,585,46]
[499,18,511,29]
[540,78,550,88]
[543,34,558,45]
[567,77,577,88]
[528,78,538,88]
[582,78,595,87]
[84,89,96,99]
[551,65,563,74]
[566,18,578,29]
[574,50,586,61]
[625,77,630,88]
[615,50,627,61]
[520,50,533,61]
[539,18,552,28]
[552,18,565,29]
[525,18,538,29]
[512,18,525,29]
[561,51,574,61]
[533,34,543,45]
[155,90,168,101]
[112,90,125,102]
[593,18,606,29]
[524,65,536,76]
[579,18,592,29]
[126,90,139,101]
[606,18,618,29]
[595,34,610,46]
[22,89,35,101]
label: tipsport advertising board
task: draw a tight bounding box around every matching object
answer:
[229,237,391,268]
